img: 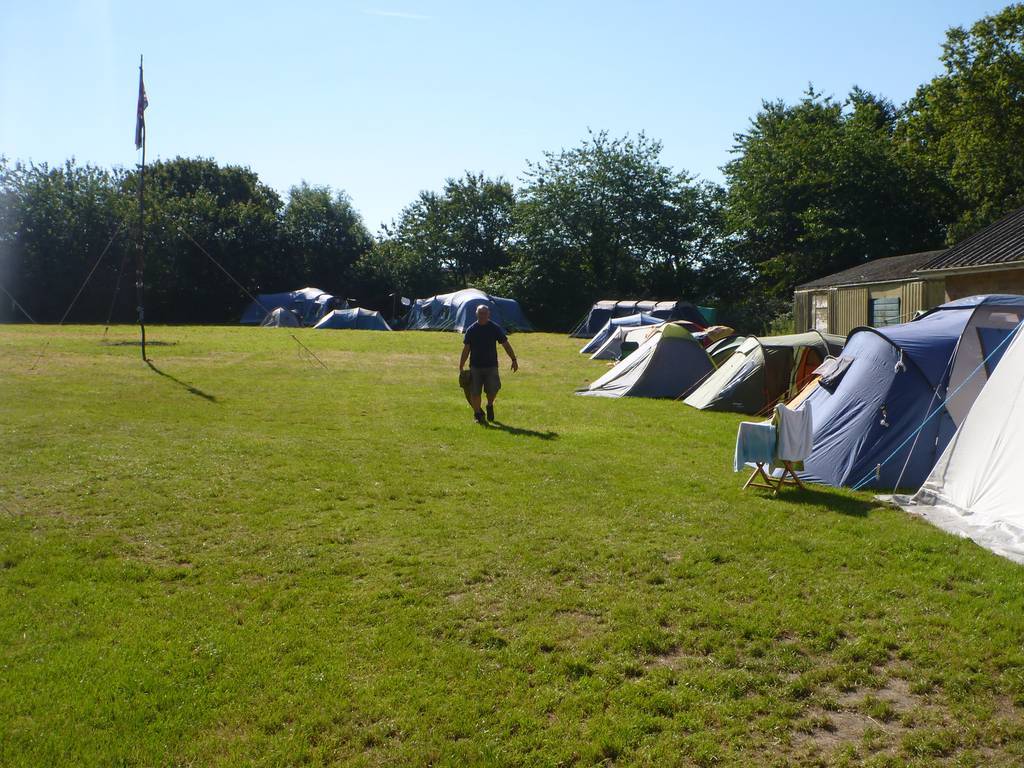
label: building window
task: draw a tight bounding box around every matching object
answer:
[813,294,829,332]
[870,297,901,327]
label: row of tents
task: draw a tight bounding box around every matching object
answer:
[576,294,1024,561]
[240,287,532,333]
[576,294,1024,489]
[578,314,843,411]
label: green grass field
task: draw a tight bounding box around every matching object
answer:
[2,325,1023,767]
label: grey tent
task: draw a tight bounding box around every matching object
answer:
[313,308,392,331]
[261,307,301,327]
[684,331,844,414]
[577,323,715,399]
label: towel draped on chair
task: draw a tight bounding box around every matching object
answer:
[734,421,777,472]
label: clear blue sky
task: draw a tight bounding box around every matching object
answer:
[0,0,1006,232]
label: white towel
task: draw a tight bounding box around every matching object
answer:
[775,402,813,461]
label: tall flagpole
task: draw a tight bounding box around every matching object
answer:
[135,55,147,361]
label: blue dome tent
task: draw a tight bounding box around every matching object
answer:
[798,295,1024,490]
[313,308,392,331]
[403,289,532,332]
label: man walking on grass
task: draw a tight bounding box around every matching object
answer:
[460,304,518,424]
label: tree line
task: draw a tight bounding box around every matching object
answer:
[3,4,1024,331]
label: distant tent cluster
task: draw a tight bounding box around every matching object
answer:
[241,287,342,326]
[241,286,531,334]
[242,287,390,331]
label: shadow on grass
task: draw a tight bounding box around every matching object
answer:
[146,360,218,403]
[774,487,877,517]
[102,340,176,347]
[487,421,558,440]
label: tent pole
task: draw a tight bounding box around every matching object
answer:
[136,54,147,362]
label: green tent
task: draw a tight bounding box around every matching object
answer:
[683,331,844,414]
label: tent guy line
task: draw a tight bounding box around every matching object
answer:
[59,224,123,326]
[179,227,329,369]
[0,282,37,324]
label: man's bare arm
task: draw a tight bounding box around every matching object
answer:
[459,344,471,371]
[501,340,519,372]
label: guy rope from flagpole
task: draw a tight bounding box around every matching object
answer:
[135,54,149,361]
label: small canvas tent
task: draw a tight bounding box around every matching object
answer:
[684,331,843,414]
[261,307,301,327]
[571,300,707,338]
[580,313,663,355]
[797,295,1024,490]
[313,307,392,331]
[899,326,1024,563]
[404,289,532,332]
[241,287,341,326]
[577,322,714,399]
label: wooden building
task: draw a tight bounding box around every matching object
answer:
[793,250,945,336]
[916,206,1024,301]
[794,205,1024,335]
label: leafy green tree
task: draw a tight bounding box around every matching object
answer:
[127,157,283,321]
[0,159,125,322]
[901,3,1024,239]
[281,183,372,294]
[726,87,949,300]
[376,172,516,289]
[353,239,447,308]
[503,131,729,329]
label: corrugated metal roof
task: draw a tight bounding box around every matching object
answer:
[917,206,1024,272]
[795,250,946,291]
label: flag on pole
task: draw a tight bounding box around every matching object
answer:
[134,60,148,150]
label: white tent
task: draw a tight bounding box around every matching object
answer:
[899,326,1024,564]
[261,307,301,327]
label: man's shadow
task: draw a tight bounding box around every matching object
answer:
[146,360,218,403]
[486,421,558,440]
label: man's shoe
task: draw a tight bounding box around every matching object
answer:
[474,411,486,424]
[486,404,495,422]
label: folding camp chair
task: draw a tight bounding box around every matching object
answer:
[772,402,813,494]
[735,403,813,495]
[735,420,778,491]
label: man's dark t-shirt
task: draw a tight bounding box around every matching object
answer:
[464,321,507,368]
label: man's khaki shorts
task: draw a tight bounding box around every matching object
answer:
[469,367,501,398]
